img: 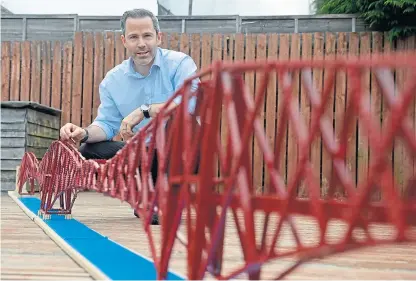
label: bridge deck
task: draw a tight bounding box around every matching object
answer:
[1,193,92,280]
[72,192,416,280]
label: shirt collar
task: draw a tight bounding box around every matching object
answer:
[126,47,162,77]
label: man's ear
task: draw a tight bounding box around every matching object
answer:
[157,32,162,46]
[121,34,127,47]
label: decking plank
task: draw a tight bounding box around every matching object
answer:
[1,194,93,280]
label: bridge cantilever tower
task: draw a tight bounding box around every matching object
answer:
[16,52,416,280]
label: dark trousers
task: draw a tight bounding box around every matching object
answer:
[79,141,158,183]
[79,140,200,183]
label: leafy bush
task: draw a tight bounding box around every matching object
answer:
[314,0,416,41]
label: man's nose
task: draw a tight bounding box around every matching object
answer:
[137,37,146,48]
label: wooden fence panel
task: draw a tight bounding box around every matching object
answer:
[1,31,415,196]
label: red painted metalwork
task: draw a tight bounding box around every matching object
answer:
[17,52,416,280]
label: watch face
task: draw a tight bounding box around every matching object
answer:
[141,104,150,111]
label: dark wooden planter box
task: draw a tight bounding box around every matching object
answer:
[1,101,61,191]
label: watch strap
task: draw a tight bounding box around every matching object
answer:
[142,105,151,119]
[80,128,89,143]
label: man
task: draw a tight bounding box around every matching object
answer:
[59,8,199,224]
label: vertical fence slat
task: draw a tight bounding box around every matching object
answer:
[335,32,348,196]
[220,33,234,192]
[82,32,94,128]
[20,41,31,101]
[180,33,190,55]
[71,32,84,127]
[200,33,212,81]
[382,32,395,196]
[30,41,41,103]
[311,32,324,192]
[404,36,415,196]
[298,33,313,197]
[345,34,359,190]
[253,34,267,194]
[245,34,256,189]
[61,41,73,126]
[321,32,336,195]
[277,34,290,185]
[212,33,222,182]
[264,33,278,194]
[357,32,371,187]
[51,41,62,111]
[169,32,180,51]
[104,31,115,76]
[411,36,416,188]
[370,32,383,200]
[394,38,407,193]
[93,32,104,121]
[1,42,11,101]
[160,32,168,49]
[10,42,21,101]
[190,34,201,70]
[40,41,51,107]
[287,33,300,190]
[114,31,125,65]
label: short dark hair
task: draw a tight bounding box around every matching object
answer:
[120,9,160,35]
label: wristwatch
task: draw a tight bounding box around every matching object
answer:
[140,104,151,119]
[80,128,89,143]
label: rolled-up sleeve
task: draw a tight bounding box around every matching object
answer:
[91,82,122,140]
[172,56,200,106]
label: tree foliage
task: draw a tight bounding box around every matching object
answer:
[314,0,416,40]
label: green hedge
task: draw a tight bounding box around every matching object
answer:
[314,0,416,41]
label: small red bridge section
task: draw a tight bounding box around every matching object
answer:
[17,52,416,280]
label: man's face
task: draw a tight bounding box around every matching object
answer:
[121,17,161,67]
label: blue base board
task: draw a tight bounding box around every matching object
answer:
[18,196,185,281]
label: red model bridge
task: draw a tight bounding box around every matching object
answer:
[16,52,416,280]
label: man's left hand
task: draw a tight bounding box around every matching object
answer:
[120,108,144,141]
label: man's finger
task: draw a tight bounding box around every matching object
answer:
[70,127,83,138]
[126,124,133,134]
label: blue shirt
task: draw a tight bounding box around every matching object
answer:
[91,47,199,140]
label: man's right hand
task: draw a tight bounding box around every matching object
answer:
[60,123,86,142]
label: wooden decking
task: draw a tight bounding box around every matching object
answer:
[71,192,416,280]
[3,190,416,280]
[1,193,92,280]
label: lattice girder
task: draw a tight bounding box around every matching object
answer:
[16,52,416,280]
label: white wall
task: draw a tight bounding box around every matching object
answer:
[1,0,158,15]
[159,0,312,16]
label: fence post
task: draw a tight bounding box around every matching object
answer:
[181,19,186,33]
[235,15,241,33]
[294,18,299,33]
[352,17,356,32]
[22,17,27,40]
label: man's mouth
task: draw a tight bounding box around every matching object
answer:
[136,51,149,56]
